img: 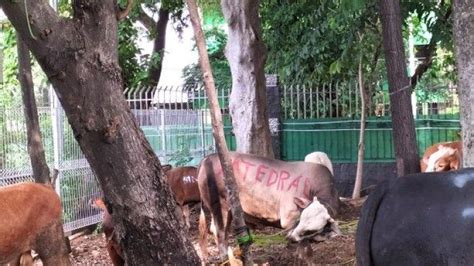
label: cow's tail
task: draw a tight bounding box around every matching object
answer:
[355,179,391,266]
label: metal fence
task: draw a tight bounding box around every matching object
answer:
[0,86,230,233]
[280,81,461,162]
[0,82,460,233]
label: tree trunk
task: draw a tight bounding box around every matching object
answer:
[353,58,366,199]
[146,7,169,87]
[1,1,199,264]
[221,0,274,159]
[453,0,474,167]
[379,0,420,176]
[186,0,253,264]
[17,34,51,184]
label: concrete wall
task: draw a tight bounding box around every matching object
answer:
[333,162,398,197]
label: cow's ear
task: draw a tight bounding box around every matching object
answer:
[294,197,311,209]
[162,164,173,172]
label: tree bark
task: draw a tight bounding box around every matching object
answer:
[186,0,253,264]
[379,0,420,176]
[17,34,51,185]
[353,58,366,199]
[137,7,156,35]
[146,7,169,87]
[221,0,274,159]
[1,1,199,264]
[453,0,474,167]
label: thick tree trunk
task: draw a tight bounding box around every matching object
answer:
[353,59,366,199]
[186,0,253,264]
[379,0,420,176]
[453,0,474,167]
[147,7,169,87]
[17,34,51,184]
[1,1,199,264]
[221,0,274,159]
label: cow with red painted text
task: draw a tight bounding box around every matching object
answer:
[0,183,70,265]
[420,141,462,172]
[198,152,341,260]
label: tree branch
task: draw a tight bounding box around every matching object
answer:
[117,0,134,20]
[410,5,452,90]
[138,6,157,35]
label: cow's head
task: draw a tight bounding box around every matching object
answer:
[288,196,340,242]
[425,146,460,172]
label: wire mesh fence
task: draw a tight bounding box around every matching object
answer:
[0,85,231,233]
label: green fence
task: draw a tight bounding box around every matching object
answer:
[280,114,460,162]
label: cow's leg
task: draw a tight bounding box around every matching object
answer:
[214,203,230,261]
[107,241,125,266]
[19,251,33,266]
[224,210,233,246]
[182,204,191,228]
[34,221,70,266]
[6,253,22,266]
[199,206,212,260]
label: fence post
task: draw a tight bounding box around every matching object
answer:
[160,109,167,163]
[266,74,281,159]
[50,87,62,195]
[200,109,206,158]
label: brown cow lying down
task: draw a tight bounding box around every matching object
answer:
[0,182,70,265]
[420,141,462,172]
[162,165,200,228]
[198,152,341,259]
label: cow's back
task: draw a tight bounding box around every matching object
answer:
[359,169,474,265]
[0,182,62,262]
[166,166,200,205]
[198,152,339,224]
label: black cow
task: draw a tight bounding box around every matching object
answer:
[356,168,474,265]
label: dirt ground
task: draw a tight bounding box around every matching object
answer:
[64,198,363,265]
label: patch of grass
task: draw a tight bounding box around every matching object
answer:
[252,233,288,248]
[338,219,359,235]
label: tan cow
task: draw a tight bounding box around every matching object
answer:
[197,152,341,260]
[0,182,70,265]
[420,141,462,172]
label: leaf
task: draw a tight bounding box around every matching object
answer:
[329,60,342,75]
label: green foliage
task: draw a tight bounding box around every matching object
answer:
[1,26,20,106]
[260,0,453,90]
[118,19,148,88]
[261,0,382,85]
[168,143,193,166]
[182,26,231,89]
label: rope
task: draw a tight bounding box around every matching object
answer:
[388,84,411,96]
[24,0,37,40]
